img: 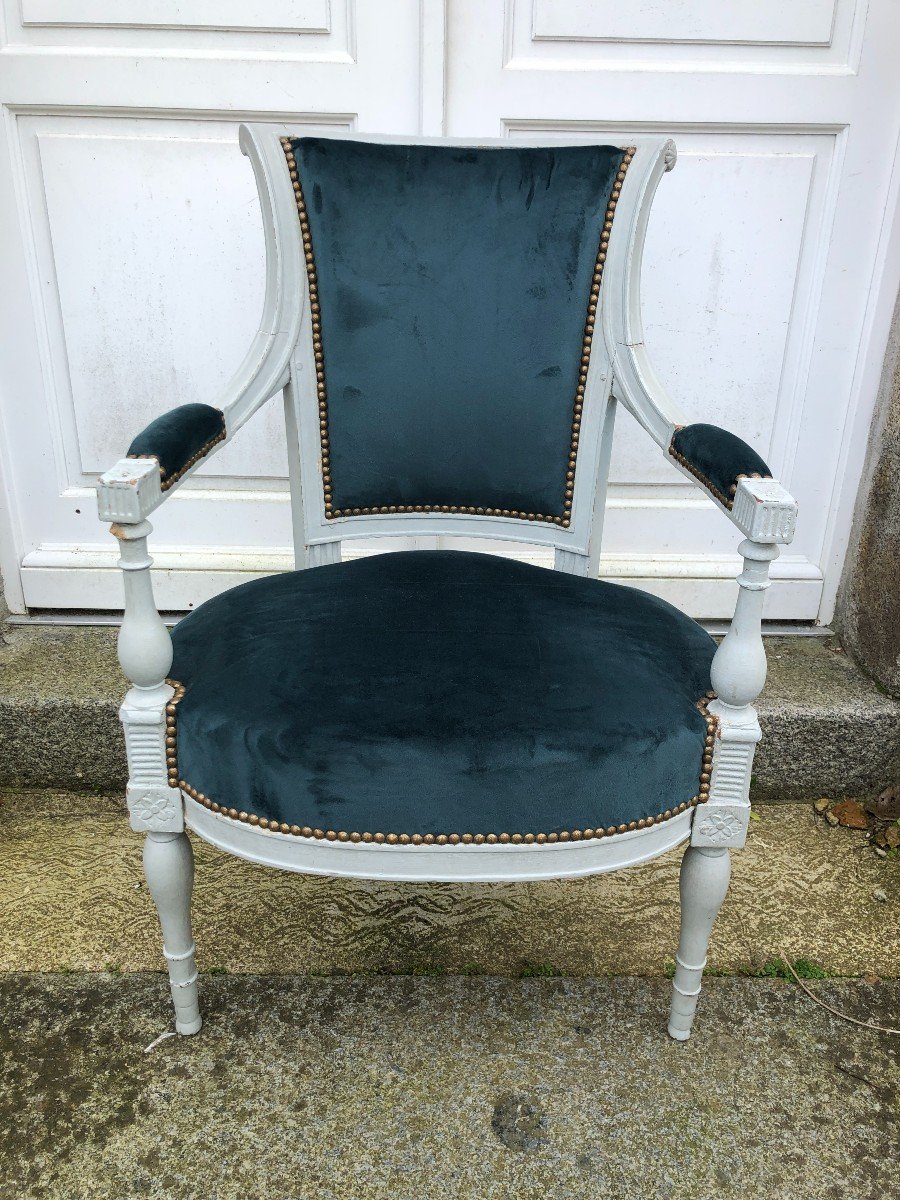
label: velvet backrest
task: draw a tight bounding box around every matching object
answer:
[283,137,631,530]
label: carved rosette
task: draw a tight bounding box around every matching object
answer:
[127,783,184,833]
[691,803,749,849]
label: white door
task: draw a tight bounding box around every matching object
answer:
[1,1,898,621]
[444,0,900,621]
[0,0,431,613]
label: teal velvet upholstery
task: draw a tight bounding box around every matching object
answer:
[290,137,626,520]
[127,403,225,487]
[169,551,716,838]
[671,423,770,508]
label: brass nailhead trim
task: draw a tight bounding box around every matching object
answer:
[668,428,772,512]
[127,423,226,493]
[164,680,186,788]
[165,674,717,845]
[280,138,636,530]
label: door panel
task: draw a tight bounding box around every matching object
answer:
[0,0,423,612]
[532,0,838,46]
[444,0,900,620]
[22,2,333,33]
[505,0,860,68]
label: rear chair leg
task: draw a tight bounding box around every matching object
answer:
[668,846,731,1041]
[144,831,202,1035]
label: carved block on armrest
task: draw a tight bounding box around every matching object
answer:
[97,458,162,523]
[731,478,797,544]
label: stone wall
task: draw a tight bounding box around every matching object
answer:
[835,290,900,698]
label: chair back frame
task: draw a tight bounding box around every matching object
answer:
[234,125,681,576]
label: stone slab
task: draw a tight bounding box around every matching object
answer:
[0,972,897,1200]
[0,625,124,792]
[753,636,900,800]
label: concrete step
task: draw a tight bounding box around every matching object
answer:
[1,790,896,977]
[1,623,898,799]
[2,972,897,1200]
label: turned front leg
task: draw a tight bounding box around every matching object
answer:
[668,846,731,1041]
[112,519,201,1033]
[670,539,776,1040]
[144,832,201,1035]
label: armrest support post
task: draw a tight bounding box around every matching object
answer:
[111,520,183,834]
[710,539,778,708]
[692,538,778,851]
[114,520,172,690]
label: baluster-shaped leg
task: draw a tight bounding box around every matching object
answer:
[112,519,201,1034]
[669,537,778,1040]
[668,846,731,1040]
[144,832,201,1034]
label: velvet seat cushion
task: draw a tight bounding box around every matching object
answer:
[168,551,717,842]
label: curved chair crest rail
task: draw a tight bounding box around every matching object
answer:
[96,126,797,1042]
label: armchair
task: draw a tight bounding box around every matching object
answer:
[97,128,797,1040]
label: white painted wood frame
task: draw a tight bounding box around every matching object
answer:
[97,126,796,1040]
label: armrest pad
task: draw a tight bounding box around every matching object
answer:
[127,403,226,491]
[669,422,771,510]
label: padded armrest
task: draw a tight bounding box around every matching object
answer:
[127,403,226,492]
[669,422,771,511]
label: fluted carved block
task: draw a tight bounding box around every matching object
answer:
[97,458,161,522]
[121,709,167,784]
[732,478,797,544]
[554,549,590,576]
[307,540,341,567]
[708,734,756,807]
[121,685,181,831]
[693,704,759,848]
